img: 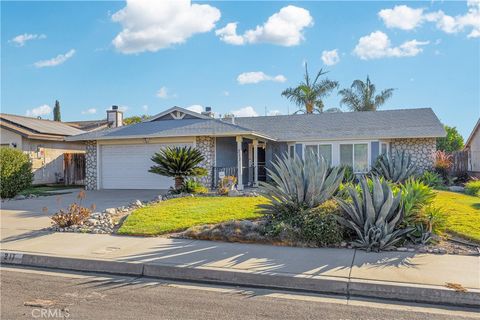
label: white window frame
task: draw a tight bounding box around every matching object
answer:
[302,143,333,165]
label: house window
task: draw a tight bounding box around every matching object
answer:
[340,143,369,172]
[381,142,388,155]
[305,145,318,158]
[289,145,295,158]
[319,144,332,166]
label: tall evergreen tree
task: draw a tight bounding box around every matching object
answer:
[53,100,61,121]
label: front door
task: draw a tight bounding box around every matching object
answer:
[248,143,267,185]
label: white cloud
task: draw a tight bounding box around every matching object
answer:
[10,33,46,47]
[216,5,313,46]
[186,105,204,113]
[268,110,282,116]
[34,49,75,68]
[118,106,128,112]
[378,5,425,30]
[156,86,169,98]
[111,0,221,54]
[81,108,97,115]
[379,2,480,38]
[353,31,429,60]
[223,91,230,96]
[26,104,51,117]
[321,49,340,66]
[142,105,149,111]
[237,71,287,85]
[231,106,258,117]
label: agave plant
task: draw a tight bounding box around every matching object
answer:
[258,151,344,218]
[400,178,436,227]
[371,150,417,184]
[335,176,413,251]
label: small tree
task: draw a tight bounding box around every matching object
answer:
[0,148,33,198]
[436,125,464,152]
[53,100,61,121]
[149,146,207,190]
[124,115,150,125]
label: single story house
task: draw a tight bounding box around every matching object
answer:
[67,106,445,191]
[465,118,480,177]
[0,114,86,184]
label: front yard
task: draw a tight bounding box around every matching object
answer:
[435,190,480,243]
[117,196,269,236]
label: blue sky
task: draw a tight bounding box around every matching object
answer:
[1,1,479,139]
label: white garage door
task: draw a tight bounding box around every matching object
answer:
[100,143,192,189]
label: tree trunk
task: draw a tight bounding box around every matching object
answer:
[306,101,313,114]
[174,177,184,190]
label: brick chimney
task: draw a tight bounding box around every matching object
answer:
[201,106,214,118]
[107,105,123,127]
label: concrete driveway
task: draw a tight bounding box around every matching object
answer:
[0,189,165,243]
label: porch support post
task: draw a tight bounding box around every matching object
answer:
[253,139,259,187]
[236,136,243,190]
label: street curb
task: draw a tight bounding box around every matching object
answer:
[2,251,479,307]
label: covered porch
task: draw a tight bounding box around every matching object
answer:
[212,136,269,190]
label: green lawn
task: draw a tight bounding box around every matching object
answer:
[19,184,82,196]
[435,190,480,243]
[117,196,269,236]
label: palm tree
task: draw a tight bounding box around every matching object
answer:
[338,76,394,112]
[281,63,339,114]
[149,146,207,190]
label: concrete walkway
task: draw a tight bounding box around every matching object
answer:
[0,189,164,242]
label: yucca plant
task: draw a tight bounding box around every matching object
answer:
[418,171,444,189]
[371,150,417,184]
[335,176,413,251]
[258,151,344,219]
[149,146,207,190]
[400,178,436,227]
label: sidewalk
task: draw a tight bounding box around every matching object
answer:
[1,231,479,306]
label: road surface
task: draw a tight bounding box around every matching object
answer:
[1,266,478,320]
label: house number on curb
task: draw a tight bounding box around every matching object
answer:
[1,252,23,264]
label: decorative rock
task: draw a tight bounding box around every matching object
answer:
[134,200,143,207]
[397,247,408,252]
[448,186,465,192]
[104,208,116,215]
[228,189,241,197]
[14,194,26,200]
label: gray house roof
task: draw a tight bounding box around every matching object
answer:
[66,117,275,141]
[235,108,446,141]
[1,113,85,140]
[66,107,445,142]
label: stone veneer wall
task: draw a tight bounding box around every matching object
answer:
[85,140,97,190]
[390,138,436,173]
[196,136,215,189]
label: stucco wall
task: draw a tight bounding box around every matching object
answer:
[22,138,84,185]
[196,136,215,188]
[85,141,97,190]
[1,127,23,149]
[390,138,436,173]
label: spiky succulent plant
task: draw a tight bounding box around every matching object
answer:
[258,151,344,217]
[371,150,417,184]
[335,176,413,251]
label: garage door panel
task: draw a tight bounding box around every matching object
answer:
[100,143,191,189]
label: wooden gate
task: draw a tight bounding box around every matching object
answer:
[64,153,85,185]
[449,151,468,176]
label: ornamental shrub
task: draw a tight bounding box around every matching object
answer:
[0,148,33,198]
[465,180,480,197]
[300,200,344,246]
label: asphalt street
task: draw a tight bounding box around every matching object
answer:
[1,266,479,320]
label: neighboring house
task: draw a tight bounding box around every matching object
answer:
[67,106,445,191]
[465,118,480,177]
[0,114,86,184]
[66,120,110,132]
